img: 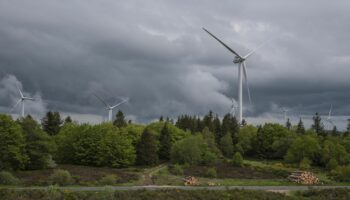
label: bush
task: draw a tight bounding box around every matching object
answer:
[49,170,73,186]
[232,152,243,167]
[171,164,184,176]
[299,157,311,170]
[99,174,118,185]
[0,171,19,185]
[330,166,350,182]
[206,168,217,178]
[327,158,338,170]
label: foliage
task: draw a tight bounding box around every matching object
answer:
[99,174,118,185]
[18,116,53,170]
[232,152,244,167]
[113,110,127,128]
[219,132,234,157]
[235,125,257,156]
[171,164,184,175]
[158,123,172,160]
[284,135,321,165]
[201,127,221,156]
[136,129,159,165]
[326,158,338,170]
[171,134,216,165]
[330,166,350,182]
[42,111,63,136]
[206,167,217,178]
[0,115,28,170]
[255,123,296,159]
[146,121,190,142]
[299,157,311,170]
[0,171,20,185]
[55,123,135,167]
[49,169,73,186]
[296,118,305,134]
[320,140,349,167]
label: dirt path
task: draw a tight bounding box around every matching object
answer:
[142,164,166,185]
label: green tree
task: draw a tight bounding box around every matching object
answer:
[284,135,321,165]
[136,129,159,165]
[312,112,325,136]
[0,115,28,170]
[345,119,350,137]
[235,125,257,156]
[113,110,127,128]
[296,118,305,135]
[332,126,338,136]
[255,123,296,159]
[64,116,72,124]
[171,134,216,165]
[158,123,172,160]
[232,152,244,167]
[219,132,234,157]
[18,116,53,169]
[202,127,220,155]
[42,111,63,136]
[321,140,349,166]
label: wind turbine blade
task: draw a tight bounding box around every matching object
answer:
[94,94,110,107]
[9,99,21,113]
[16,85,24,98]
[111,99,128,109]
[328,104,332,118]
[242,62,252,105]
[244,38,272,59]
[202,28,242,58]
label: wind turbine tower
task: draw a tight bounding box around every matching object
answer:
[95,94,128,122]
[203,28,266,124]
[10,86,35,117]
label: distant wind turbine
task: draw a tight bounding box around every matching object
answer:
[203,28,267,124]
[325,104,334,130]
[94,94,128,122]
[10,85,35,117]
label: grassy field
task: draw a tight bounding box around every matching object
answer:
[3,159,350,187]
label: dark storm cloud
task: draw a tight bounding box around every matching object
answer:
[0,0,350,128]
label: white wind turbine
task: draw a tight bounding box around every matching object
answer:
[325,104,335,130]
[203,28,266,124]
[94,94,129,122]
[10,85,35,117]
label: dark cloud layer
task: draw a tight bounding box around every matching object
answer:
[0,0,350,129]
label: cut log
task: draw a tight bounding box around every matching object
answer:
[288,171,319,185]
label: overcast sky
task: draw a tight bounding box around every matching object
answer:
[0,0,349,129]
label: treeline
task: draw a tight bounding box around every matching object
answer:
[1,110,350,172]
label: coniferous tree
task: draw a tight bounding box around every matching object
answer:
[128,120,132,124]
[213,114,222,144]
[113,110,127,128]
[286,118,292,130]
[158,123,172,160]
[332,126,338,136]
[64,116,72,124]
[312,112,325,136]
[345,119,350,137]
[203,111,214,132]
[296,118,305,135]
[241,119,247,126]
[159,116,164,122]
[219,132,234,157]
[42,111,63,136]
[136,129,159,165]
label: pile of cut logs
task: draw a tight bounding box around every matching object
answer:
[288,171,319,185]
[183,176,198,186]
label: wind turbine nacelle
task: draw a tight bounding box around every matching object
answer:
[233,56,244,64]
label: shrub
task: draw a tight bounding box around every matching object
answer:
[299,157,311,170]
[0,171,19,185]
[171,164,184,176]
[206,168,217,178]
[232,152,243,167]
[49,170,73,186]
[330,166,350,182]
[327,158,338,170]
[99,174,118,185]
